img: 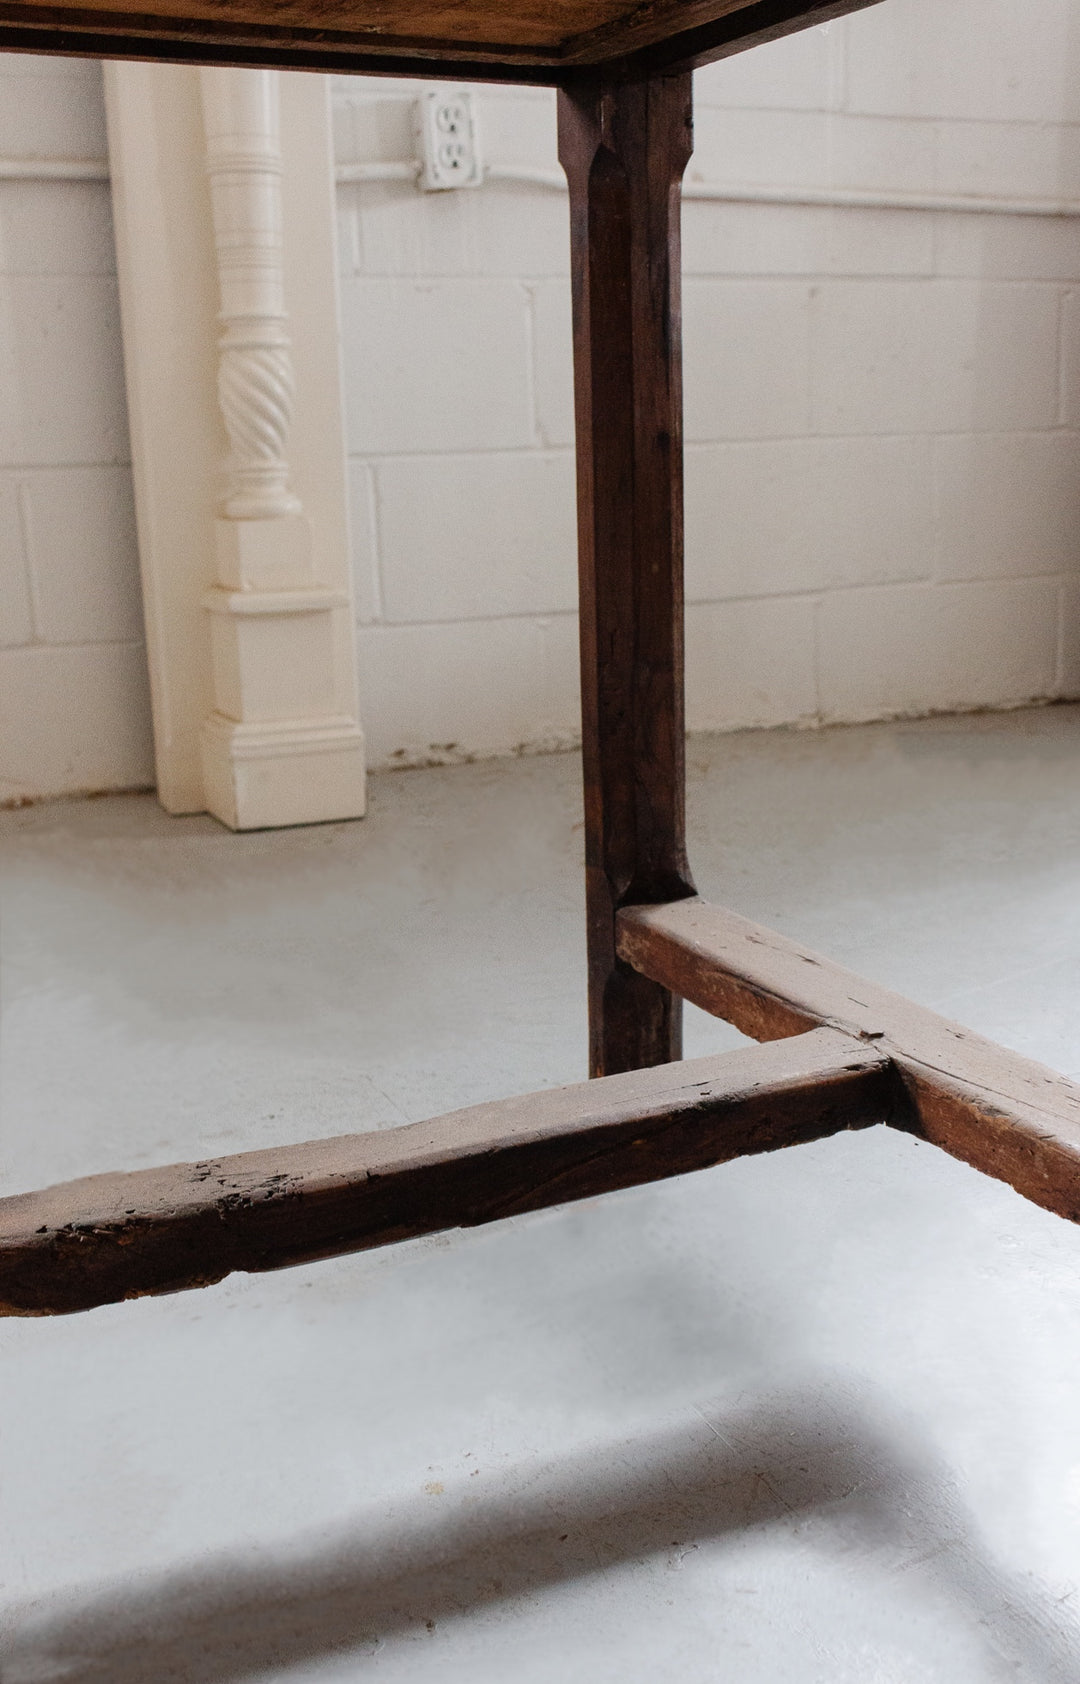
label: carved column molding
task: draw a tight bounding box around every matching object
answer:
[196,69,365,827]
[107,62,365,829]
[201,68,301,531]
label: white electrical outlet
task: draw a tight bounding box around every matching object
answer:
[416,87,483,191]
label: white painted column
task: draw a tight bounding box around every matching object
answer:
[106,64,365,830]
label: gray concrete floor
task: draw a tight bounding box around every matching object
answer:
[4,707,1080,1682]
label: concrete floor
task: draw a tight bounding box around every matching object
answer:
[4,707,1080,1682]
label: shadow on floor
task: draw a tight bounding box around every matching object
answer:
[4,1381,1076,1683]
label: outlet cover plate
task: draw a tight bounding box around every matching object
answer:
[416,87,484,191]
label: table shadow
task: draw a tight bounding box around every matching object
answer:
[4,1382,1076,1683]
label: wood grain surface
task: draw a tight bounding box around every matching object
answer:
[559,72,697,1076]
[0,1027,895,1316]
[619,898,1080,1223]
[0,0,885,80]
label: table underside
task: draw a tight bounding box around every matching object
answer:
[0,0,880,80]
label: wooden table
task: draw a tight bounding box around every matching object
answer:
[4,0,1080,1316]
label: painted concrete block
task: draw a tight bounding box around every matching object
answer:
[474,90,558,169]
[0,275,129,466]
[332,92,415,167]
[357,613,579,768]
[816,577,1059,721]
[335,194,362,279]
[682,201,934,280]
[844,0,1079,124]
[0,52,91,77]
[682,202,824,279]
[686,434,933,600]
[0,476,31,647]
[0,181,116,279]
[1057,577,1080,697]
[933,217,1080,284]
[341,279,534,454]
[0,641,153,801]
[811,280,1060,434]
[1054,290,1080,426]
[376,449,576,622]
[0,61,108,158]
[530,278,574,448]
[686,595,817,730]
[691,107,831,189]
[353,180,568,279]
[933,432,1080,579]
[347,459,381,625]
[823,208,935,280]
[694,23,834,112]
[827,115,937,194]
[685,280,814,441]
[933,119,1080,202]
[22,466,141,644]
[332,75,436,103]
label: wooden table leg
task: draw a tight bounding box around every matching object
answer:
[558,73,697,1078]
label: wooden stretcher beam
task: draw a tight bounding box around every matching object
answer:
[0,1028,894,1317]
[618,898,1080,1224]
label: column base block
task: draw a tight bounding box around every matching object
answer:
[215,513,313,591]
[201,712,367,831]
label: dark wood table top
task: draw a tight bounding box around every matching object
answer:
[0,0,880,82]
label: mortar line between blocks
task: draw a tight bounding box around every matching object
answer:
[347,427,1080,465]
[1,635,147,655]
[368,461,387,624]
[16,478,43,644]
[1057,288,1071,428]
[519,280,543,449]
[1054,579,1067,694]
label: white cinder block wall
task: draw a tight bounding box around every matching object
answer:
[5,0,1080,794]
[338,0,1080,767]
[0,54,152,802]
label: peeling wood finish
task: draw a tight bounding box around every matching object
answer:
[0,1029,895,1316]
[618,898,1080,1224]
[0,0,884,80]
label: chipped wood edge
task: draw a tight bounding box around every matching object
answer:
[618,897,1080,1222]
[0,1027,894,1316]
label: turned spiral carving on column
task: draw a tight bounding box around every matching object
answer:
[200,67,301,521]
[216,339,298,518]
